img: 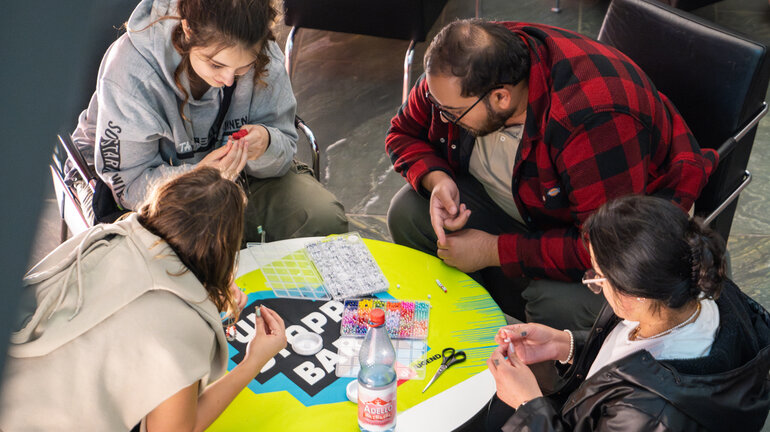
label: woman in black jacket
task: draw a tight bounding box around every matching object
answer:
[485,195,770,431]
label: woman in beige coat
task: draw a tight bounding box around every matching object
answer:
[0,167,286,431]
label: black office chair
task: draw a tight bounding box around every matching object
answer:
[51,135,94,242]
[598,0,770,243]
[282,0,453,102]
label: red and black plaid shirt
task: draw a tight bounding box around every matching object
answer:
[386,22,718,282]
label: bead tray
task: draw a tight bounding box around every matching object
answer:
[247,232,388,301]
[341,299,430,340]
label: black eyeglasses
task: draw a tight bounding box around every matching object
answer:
[426,85,504,125]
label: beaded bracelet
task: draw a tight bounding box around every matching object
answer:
[559,329,574,365]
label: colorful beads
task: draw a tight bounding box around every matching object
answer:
[231,129,248,140]
[341,299,430,339]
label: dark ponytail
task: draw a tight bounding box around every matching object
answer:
[684,218,726,301]
[583,195,726,310]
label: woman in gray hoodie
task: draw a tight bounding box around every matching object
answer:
[72,0,348,242]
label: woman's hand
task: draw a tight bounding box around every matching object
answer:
[198,140,248,181]
[229,282,248,314]
[487,344,543,409]
[494,323,572,364]
[232,125,270,161]
[244,306,287,369]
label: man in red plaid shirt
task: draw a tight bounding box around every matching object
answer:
[386,19,717,329]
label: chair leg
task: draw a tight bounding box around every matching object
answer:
[60,219,69,243]
[476,0,481,17]
[284,26,299,81]
[551,0,561,13]
[59,190,69,243]
[403,40,416,104]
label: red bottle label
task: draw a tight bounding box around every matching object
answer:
[358,382,396,430]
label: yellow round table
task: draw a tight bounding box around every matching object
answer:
[209,238,505,431]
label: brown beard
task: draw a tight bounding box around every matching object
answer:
[462,98,518,137]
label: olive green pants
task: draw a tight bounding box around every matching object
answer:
[243,162,349,244]
[387,179,605,331]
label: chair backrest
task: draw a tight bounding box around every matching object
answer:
[598,0,770,241]
[282,0,449,42]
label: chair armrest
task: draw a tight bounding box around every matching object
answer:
[58,134,97,192]
[716,102,767,158]
[295,115,320,181]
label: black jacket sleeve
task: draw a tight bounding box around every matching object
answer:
[500,395,673,432]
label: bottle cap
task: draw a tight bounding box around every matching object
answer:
[369,308,385,326]
[346,380,358,403]
[291,332,323,356]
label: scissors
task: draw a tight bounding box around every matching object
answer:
[422,347,466,393]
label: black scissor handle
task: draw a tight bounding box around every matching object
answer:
[447,350,466,366]
[442,347,456,360]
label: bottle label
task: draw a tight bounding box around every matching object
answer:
[358,382,396,430]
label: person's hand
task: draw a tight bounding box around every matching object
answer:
[229,282,248,314]
[423,172,471,245]
[487,344,543,409]
[232,125,270,161]
[244,306,287,370]
[494,323,571,364]
[198,140,248,180]
[436,229,499,273]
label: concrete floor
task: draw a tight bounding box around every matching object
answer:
[28,0,770,428]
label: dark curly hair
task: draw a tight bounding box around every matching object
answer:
[424,19,530,97]
[583,195,725,310]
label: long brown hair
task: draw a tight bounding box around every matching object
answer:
[137,167,246,320]
[170,0,278,118]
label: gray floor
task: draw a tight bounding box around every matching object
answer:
[29,0,770,428]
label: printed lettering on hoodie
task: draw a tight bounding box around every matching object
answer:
[223,116,248,132]
[99,121,126,200]
[100,121,122,172]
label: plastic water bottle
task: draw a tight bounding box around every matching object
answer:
[358,308,397,432]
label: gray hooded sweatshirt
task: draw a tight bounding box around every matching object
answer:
[72,0,298,210]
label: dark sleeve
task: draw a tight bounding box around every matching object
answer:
[555,329,591,377]
[501,395,674,432]
[500,397,570,432]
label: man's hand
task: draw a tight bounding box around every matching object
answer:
[422,171,471,245]
[437,229,499,273]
